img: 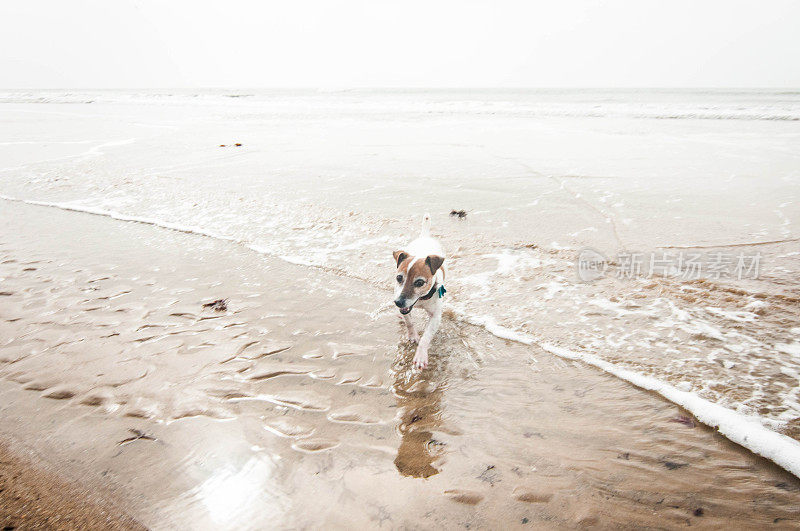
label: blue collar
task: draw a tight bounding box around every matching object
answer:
[419,282,446,301]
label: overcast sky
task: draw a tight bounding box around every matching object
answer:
[1,0,798,88]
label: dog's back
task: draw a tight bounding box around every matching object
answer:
[406,213,445,262]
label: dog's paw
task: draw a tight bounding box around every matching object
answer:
[407,332,420,344]
[412,349,428,370]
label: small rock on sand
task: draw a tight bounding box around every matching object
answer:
[202,298,228,312]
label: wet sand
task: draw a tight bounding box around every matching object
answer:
[2,90,798,437]
[1,201,799,528]
[0,440,144,530]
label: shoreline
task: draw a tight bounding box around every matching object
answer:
[2,92,798,452]
[1,200,798,527]
[3,192,799,480]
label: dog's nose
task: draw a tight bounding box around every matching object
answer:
[394,298,405,308]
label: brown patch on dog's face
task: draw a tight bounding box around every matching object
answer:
[403,260,435,298]
[394,254,445,311]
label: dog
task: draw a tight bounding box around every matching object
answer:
[393,214,446,369]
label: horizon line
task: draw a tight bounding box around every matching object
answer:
[2,86,799,91]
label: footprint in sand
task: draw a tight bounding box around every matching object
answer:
[245,365,312,381]
[513,485,553,503]
[41,387,77,400]
[443,489,484,505]
[80,389,114,407]
[235,340,292,361]
[327,405,382,425]
[291,439,339,453]
[264,417,316,438]
[310,368,337,380]
[258,390,332,411]
[22,378,60,391]
[326,342,372,359]
[337,371,362,385]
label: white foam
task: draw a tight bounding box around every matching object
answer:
[706,306,758,323]
[569,226,599,237]
[536,341,800,478]
[777,342,800,357]
[0,140,95,145]
[745,300,769,312]
[0,138,136,173]
[0,195,236,243]
[537,280,566,300]
[462,314,535,345]
[457,306,800,479]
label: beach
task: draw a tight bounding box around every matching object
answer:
[0,439,145,530]
[1,89,799,527]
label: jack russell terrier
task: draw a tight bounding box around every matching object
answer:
[393,214,446,369]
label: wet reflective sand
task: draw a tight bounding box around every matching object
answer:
[2,92,798,434]
[1,202,798,528]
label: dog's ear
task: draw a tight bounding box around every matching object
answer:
[425,255,444,274]
[393,250,408,267]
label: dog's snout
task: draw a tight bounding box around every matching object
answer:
[394,298,405,308]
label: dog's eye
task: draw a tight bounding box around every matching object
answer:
[414,279,425,288]
[396,275,403,283]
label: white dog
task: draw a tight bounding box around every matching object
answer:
[393,214,446,369]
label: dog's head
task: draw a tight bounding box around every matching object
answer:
[392,250,444,314]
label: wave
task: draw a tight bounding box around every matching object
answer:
[457,311,800,477]
[1,90,799,121]
[3,192,799,479]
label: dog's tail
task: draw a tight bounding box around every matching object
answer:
[421,213,431,237]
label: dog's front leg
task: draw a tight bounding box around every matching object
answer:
[402,313,419,344]
[413,306,441,369]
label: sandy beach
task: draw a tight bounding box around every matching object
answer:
[0,196,799,528]
[0,439,145,530]
[1,89,799,527]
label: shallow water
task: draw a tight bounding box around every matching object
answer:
[0,201,799,528]
[1,89,799,443]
